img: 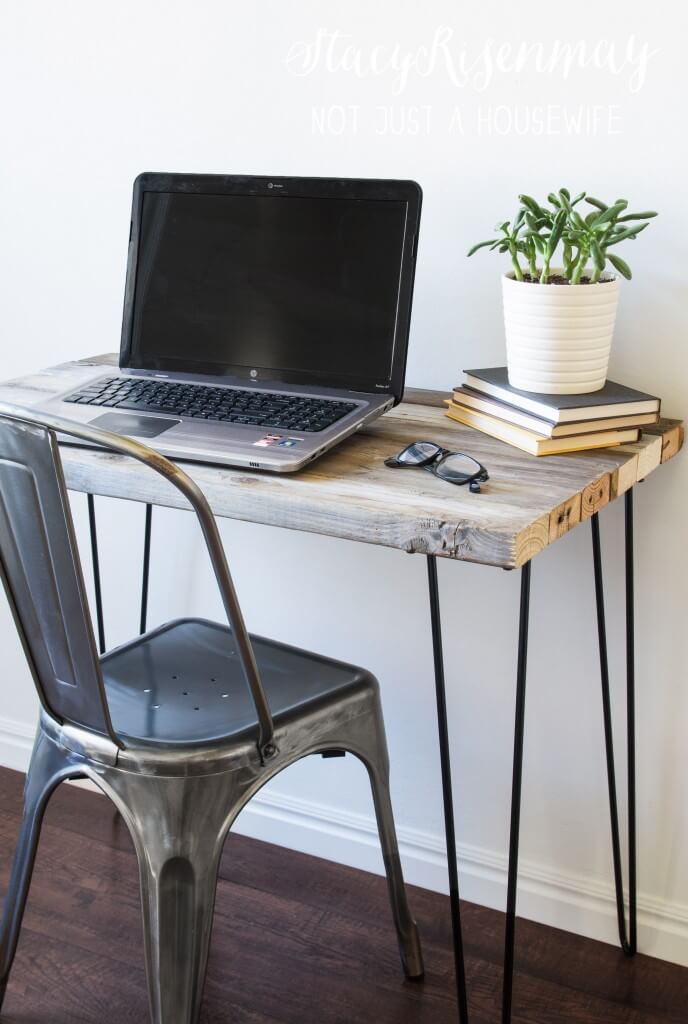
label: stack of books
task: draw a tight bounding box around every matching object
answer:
[445,367,660,456]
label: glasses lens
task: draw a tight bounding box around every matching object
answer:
[397,441,442,465]
[435,453,483,482]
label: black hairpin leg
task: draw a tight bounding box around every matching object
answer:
[591,489,637,955]
[86,494,106,654]
[87,498,153,646]
[426,556,470,1024]
[501,561,532,1024]
[140,504,153,634]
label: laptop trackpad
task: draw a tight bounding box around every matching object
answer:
[90,412,180,439]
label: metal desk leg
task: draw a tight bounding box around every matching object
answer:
[87,494,106,654]
[591,489,637,955]
[426,556,470,1024]
[140,504,153,634]
[86,499,154,647]
[501,561,532,1024]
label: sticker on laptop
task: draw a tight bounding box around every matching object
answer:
[253,434,303,448]
[253,434,282,447]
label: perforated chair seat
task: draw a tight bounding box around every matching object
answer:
[101,617,372,748]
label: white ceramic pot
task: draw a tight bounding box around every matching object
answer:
[501,271,621,394]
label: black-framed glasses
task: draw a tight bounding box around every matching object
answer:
[384,440,489,493]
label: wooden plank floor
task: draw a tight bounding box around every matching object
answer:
[0,767,686,1024]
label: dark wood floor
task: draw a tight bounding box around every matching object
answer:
[0,766,686,1024]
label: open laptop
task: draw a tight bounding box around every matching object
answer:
[41,172,422,472]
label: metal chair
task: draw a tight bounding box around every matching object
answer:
[0,403,424,1024]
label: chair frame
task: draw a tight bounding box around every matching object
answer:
[0,403,423,1024]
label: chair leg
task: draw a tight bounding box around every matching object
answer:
[137,843,220,1024]
[98,770,237,1024]
[0,730,69,1010]
[366,758,424,980]
[352,708,424,981]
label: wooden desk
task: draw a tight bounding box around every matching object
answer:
[1,354,682,1024]
[2,354,681,567]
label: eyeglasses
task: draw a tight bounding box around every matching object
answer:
[384,441,489,493]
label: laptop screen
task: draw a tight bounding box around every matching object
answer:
[127,191,410,391]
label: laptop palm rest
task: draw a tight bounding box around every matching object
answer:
[90,412,180,438]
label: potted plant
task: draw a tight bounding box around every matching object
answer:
[468,190,657,394]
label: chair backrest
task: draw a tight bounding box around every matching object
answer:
[0,416,116,739]
[0,403,275,757]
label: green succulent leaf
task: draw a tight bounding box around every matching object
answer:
[558,189,572,211]
[607,222,649,245]
[548,211,566,253]
[518,195,546,219]
[585,196,608,212]
[616,210,658,222]
[607,252,632,279]
[467,239,499,256]
[591,200,628,227]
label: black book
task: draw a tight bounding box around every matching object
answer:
[461,367,660,425]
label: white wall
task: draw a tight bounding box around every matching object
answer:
[1,0,687,965]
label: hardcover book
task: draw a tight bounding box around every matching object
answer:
[444,401,640,456]
[461,368,660,425]
[452,387,659,438]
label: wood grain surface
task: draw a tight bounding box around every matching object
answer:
[0,355,682,569]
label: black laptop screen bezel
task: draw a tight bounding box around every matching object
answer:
[119,172,422,404]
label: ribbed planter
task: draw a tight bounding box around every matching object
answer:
[502,271,620,394]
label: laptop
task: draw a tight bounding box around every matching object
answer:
[41,172,422,472]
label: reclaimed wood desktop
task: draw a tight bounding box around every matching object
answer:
[0,353,683,1024]
[1,354,681,567]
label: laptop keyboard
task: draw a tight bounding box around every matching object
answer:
[64,377,359,433]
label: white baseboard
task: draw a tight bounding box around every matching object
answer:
[2,716,686,967]
[0,715,36,772]
[234,786,688,967]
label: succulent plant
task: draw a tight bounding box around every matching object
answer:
[468,189,657,284]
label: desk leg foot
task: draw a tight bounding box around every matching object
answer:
[426,556,470,1024]
[591,489,637,956]
[501,561,532,1024]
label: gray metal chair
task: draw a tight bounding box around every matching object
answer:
[0,403,423,1024]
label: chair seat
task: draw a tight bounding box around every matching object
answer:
[100,617,372,747]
